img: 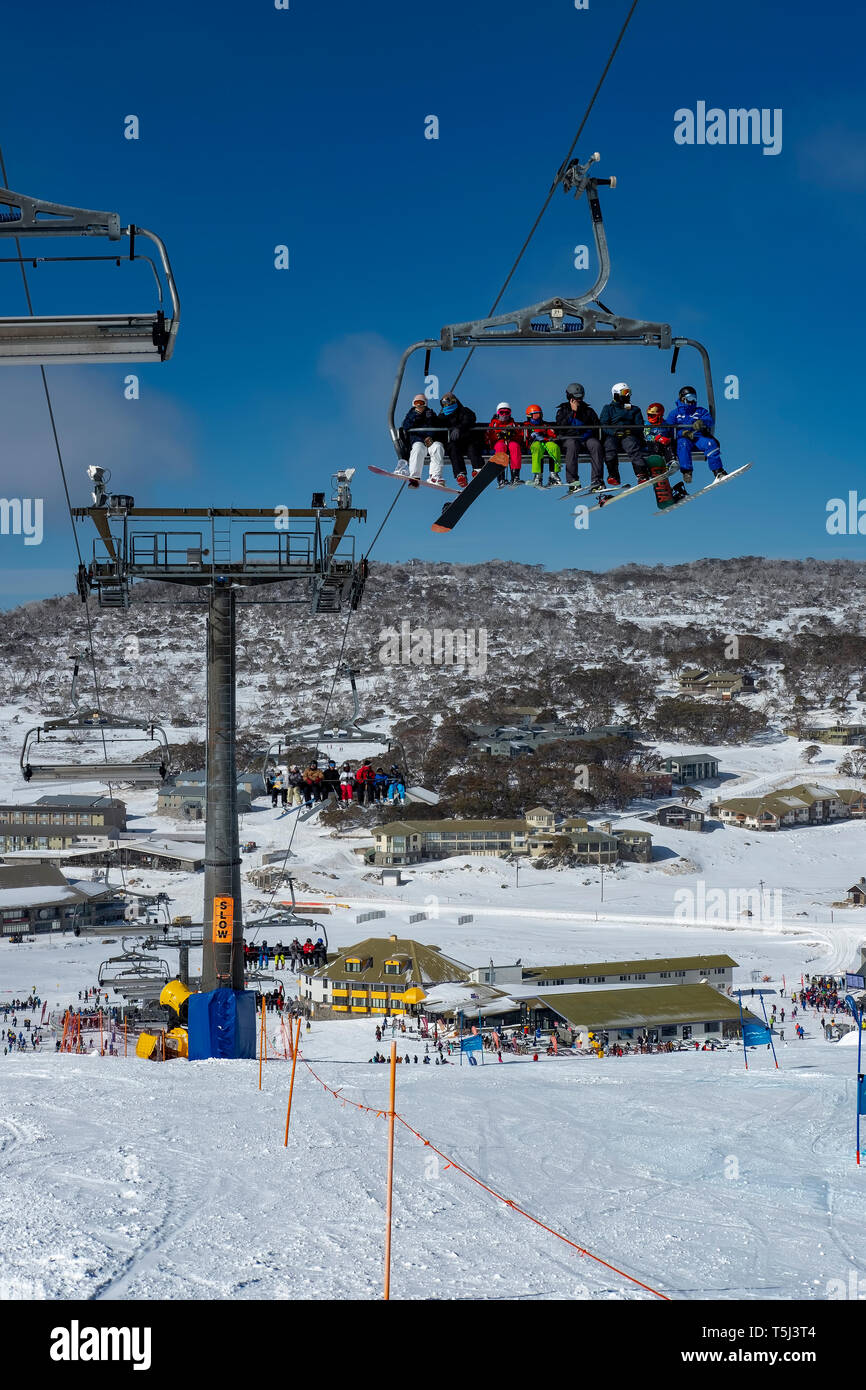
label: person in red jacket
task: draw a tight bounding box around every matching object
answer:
[354,760,376,805]
[486,402,524,486]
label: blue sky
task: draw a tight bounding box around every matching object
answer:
[0,0,863,606]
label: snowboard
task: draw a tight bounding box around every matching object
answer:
[431,456,507,532]
[369,466,459,495]
[568,463,680,513]
[654,463,753,514]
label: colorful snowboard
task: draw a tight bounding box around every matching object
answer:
[369,466,459,495]
[654,463,753,514]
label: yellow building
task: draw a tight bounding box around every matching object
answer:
[297,935,471,1018]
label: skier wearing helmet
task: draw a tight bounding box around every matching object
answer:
[554,382,605,493]
[645,403,687,510]
[665,387,727,482]
[599,383,649,484]
[485,403,524,486]
[522,404,561,486]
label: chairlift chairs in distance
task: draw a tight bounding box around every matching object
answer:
[0,186,179,364]
[20,709,172,785]
[263,663,439,806]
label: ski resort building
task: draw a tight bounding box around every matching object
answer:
[528,983,756,1044]
[652,804,707,832]
[0,795,126,853]
[158,781,253,819]
[662,754,720,784]
[712,784,858,830]
[678,670,756,698]
[0,863,124,937]
[784,722,866,746]
[518,954,736,992]
[298,935,471,1017]
[364,808,653,866]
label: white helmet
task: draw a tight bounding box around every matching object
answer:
[496,401,511,412]
[612,381,631,398]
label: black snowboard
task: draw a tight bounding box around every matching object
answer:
[431,457,506,533]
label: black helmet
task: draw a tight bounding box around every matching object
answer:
[566,382,585,400]
[678,385,698,403]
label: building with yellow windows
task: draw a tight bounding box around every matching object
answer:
[297,935,471,1018]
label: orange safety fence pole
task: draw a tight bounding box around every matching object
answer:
[296,1051,669,1302]
[283,1016,302,1146]
[383,1040,397,1301]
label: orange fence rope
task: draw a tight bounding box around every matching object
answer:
[294,1051,670,1301]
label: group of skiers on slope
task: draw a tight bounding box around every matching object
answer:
[267,760,406,808]
[399,383,727,494]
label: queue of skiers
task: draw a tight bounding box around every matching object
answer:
[398,383,727,494]
[267,761,406,808]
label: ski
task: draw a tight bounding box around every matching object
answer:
[368,466,459,495]
[570,463,681,514]
[654,463,753,514]
[431,457,506,532]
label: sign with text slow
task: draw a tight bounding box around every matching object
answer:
[212,896,234,944]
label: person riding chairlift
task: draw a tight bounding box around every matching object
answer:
[486,403,524,486]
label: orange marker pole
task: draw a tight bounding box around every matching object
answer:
[258,998,266,1090]
[384,1039,397,1301]
[283,1016,302,1146]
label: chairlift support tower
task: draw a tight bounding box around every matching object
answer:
[73,473,367,992]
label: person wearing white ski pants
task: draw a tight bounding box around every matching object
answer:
[408,439,445,481]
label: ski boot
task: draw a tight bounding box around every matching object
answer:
[529,476,542,488]
[606,474,621,488]
[408,478,420,489]
[711,467,729,480]
[456,473,467,489]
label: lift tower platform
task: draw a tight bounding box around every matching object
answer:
[73,473,367,993]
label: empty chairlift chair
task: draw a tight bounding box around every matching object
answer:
[20,711,172,785]
[0,187,179,364]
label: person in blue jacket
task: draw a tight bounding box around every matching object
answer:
[665,386,728,482]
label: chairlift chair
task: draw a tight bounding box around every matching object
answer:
[388,153,716,470]
[263,663,439,804]
[0,187,179,364]
[20,709,172,785]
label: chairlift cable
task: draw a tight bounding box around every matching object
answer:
[449,0,640,393]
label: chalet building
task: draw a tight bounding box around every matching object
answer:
[9,836,207,873]
[652,804,707,832]
[837,789,866,816]
[678,670,755,699]
[363,807,653,866]
[712,783,854,831]
[470,722,637,757]
[526,983,757,1045]
[158,782,253,819]
[784,723,866,746]
[662,754,720,784]
[298,935,471,1017]
[847,879,866,907]
[520,954,736,992]
[0,863,124,937]
[0,796,126,853]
